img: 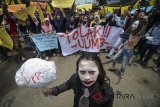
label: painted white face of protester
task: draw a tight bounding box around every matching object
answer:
[78,60,99,87]
[131,20,139,31]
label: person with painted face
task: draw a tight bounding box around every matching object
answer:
[66,16,77,32]
[51,8,66,33]
[90,15,101,27]
[107,19,143,77]
[42,53,114,107]
[106,19,144,59]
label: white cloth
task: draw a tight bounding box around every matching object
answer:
[15,58,56,88]
[146,36,153,41]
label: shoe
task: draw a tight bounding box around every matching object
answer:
[107,68,116,72]
[105,56,111,59]
[53,53,56,56]
[154,67,160,71]
[21,57,26,61]
[119,72,124,78]
[140,62,147,66]
[45,56,49,60]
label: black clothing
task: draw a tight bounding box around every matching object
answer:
[51,73,114,107]
[140,43,159,63]
[66,22,77,32]
[120,28,132,40]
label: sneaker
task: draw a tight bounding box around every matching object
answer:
[119,72,124,78]
[45,56,49,60]
[107,68,116,72]
[21,57,26,61]
[105,56,111,59]
[53,53,56,56]
[140,62,148,66]
[154,67,160,71]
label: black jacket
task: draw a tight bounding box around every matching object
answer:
[51,73,114,107]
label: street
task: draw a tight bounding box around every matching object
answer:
[0,53,160,107]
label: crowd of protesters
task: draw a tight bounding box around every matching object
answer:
[0,1,160,73]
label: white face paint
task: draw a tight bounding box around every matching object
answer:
[131,20,139,31]
[78,60,99,87]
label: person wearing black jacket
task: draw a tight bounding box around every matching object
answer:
[43,53,114,107]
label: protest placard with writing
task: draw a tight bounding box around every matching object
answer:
[0,28,13,50]
[8,4,26,12]
[52,0,74,8]
[31,33,58,52]
[57,25,124,56]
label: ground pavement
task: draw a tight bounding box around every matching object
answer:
[0,53,160,107]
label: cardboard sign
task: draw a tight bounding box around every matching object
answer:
[57,25,124,56]
[0,28,13,50]
[31,33,58,52]
[52,0,74,8]
[8,4,26,12]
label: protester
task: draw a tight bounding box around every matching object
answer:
[139,22,160,66]
[106,19,143,59]
[66,15,77,32]
[107,14,120,27]
[42,53,114,107]
[90,15,101,27]
[42,18,53,33]
[107,19,143,77]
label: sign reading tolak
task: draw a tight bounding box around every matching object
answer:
[57,25,124,56]
[106,0,120,4]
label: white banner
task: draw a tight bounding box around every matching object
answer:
[106,0,120,5]
[57,25,124,56]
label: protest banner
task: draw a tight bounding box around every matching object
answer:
[14,9,28,21]
[37,5,44,23]
[133,0,140,9]
[121,6,129,14]
[76,4,92,11]
[30,2,46,10]
[5,0,15,5]
[106,0,120,5]
[8,4,26,12]
[52,0,74,8]
[26,6,36,18]
[0,8,3,15]
[46,3,51,13]
[104,6,120,13]
[57,25,124,56]
[31,33,58,52]
[0,39,2,45]
[149,0,156,6]
[0,28,13,50]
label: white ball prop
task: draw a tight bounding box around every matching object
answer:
[15,58,56,88]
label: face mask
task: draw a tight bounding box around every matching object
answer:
[131,20,139,31]
[78,60,99,87]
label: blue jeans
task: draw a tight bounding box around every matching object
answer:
[113,47,133,73]
[108,37,123,58]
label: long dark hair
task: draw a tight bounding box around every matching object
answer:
[131,19,144,36]
[76,52,110,86]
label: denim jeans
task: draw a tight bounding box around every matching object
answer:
[113,47,133,73]
[108,37,123,57]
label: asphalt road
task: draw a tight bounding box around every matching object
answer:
[0,53,160,107]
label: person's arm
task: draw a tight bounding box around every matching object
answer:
[43,74,76,96]
[59,8,66,18]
